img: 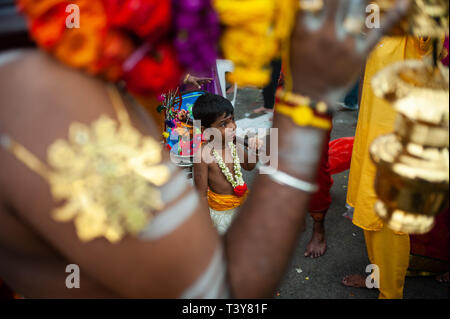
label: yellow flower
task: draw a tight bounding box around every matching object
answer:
[214,0,275,26]
[214,0,298,87]
[227,67,271,87]
[222,29,277,67]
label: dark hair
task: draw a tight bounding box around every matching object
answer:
[192,93,234,128]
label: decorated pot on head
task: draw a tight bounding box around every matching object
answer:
[162,90,207,175]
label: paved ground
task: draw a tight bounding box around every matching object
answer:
[230,87,449,299]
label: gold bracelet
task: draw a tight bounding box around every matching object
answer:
[276,90,330,115]
[276,102,332,130]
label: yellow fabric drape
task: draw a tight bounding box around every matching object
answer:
[347,36,434,299]
[364,226,411,299]
[347,36,433,232]
[207,189,248,211]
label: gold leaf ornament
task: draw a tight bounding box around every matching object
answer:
[47,116,169,243]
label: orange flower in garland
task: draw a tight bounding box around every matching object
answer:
[90,30,136,81]
[30,2,67,50]
[124,44,183,95]
[18,0,67,19]
[18,0,185,96]
[26,0,107,68]
[104,0,172,40]
[133,0,171,40]
[53,28,101,69]
[75,0,107,31]
[53,0,107,69]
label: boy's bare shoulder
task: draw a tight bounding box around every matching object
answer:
[195,143,215,166]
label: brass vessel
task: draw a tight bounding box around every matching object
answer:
[371,0,449,37]
[370,60,449,234]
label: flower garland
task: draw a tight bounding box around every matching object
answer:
[172,0,220,74]
[212,142,247,197]
[213,0,298,89]
[16,0,190,96]
[18,0,298,94]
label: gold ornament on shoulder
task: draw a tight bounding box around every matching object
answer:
[47,116,170,243]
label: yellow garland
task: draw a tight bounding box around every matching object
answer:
[221,29,277,66]
[214,0,298,88]
[214,0,275,26]
[228,67,272,87]
[274,0,298,92]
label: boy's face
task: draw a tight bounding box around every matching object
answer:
[206,112,236,145]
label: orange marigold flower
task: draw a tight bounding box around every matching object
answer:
[72,0,107,31]
[30,2,67,50]
[54,28,101,69]
[89,30,135,81]
[18,0,68,19]
[50,0,107,70]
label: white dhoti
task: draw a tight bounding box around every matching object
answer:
[207,189,249,235]
[209,208,238,235]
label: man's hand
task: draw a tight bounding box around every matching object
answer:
[289,0,411,106]
[248,137,263,152]
[184,74,213,89]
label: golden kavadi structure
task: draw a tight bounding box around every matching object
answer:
[370,60,449,234]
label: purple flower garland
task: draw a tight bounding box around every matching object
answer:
[172,0,220,74]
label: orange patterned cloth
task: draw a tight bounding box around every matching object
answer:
[207,189,248,212]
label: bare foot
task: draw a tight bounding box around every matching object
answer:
[253,107,274,114]
[304,220,327,258]
[342,274,367,288]
[436,272,449,283]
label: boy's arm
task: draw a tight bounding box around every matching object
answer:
[193,147,210,209]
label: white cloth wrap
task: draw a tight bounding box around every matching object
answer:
[209,208,238,235]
